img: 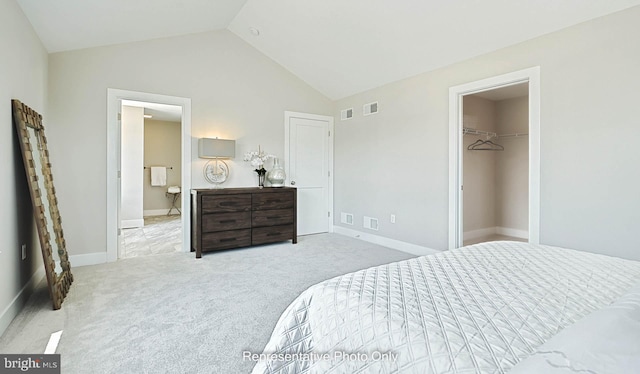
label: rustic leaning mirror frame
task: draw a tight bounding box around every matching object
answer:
[12,99,73,310]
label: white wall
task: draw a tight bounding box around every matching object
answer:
[463,96,497,234]
[495,96,528,232]
[120,105,144,227]
[0,0,48,335]
[47,29,332,257]
[334,6,640,260]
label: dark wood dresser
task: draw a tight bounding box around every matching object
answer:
[191,187,297,258]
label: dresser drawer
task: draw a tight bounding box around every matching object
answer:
[202,212,251,232]
[202,229,251,251]
[252,209,294,228]
[202,194,251,213]
[192,187,297,258]
[252,192,294,211]
[252,225,294,245]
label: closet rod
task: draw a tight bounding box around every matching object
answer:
[497,133,528,138]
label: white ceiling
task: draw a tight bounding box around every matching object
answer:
[17,0,640,100]
[16,0,249,52]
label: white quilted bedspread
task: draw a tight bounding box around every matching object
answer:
[251,242,640,374]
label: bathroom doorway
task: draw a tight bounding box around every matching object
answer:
[120,100,183,258]
[106,89,192,262]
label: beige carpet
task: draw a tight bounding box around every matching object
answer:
[0,234,423,373]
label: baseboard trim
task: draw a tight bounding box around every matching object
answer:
[121,219,144,229]
[496,226,528,239]
[464,227,496,240]
[333,226,439,257]
[0,267,45,337]
[69,252,107,267]
[464,226,528,240]
[143,209,180,216]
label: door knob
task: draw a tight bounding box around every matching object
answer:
[291,180,296,185]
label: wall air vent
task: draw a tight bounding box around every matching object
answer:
[363,216,379,231]
[340,108,353,120]
[363,102,378,116]
[341,212,354,225]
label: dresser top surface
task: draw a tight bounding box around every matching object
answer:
[191,187,295,195]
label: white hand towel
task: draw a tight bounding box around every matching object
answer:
[150,167,167,186]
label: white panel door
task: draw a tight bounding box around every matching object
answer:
[287,114,331,235]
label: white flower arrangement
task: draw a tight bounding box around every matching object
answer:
[243,145,274,171]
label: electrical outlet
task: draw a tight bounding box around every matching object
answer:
[390,214,396,224]
[21,244,27,260]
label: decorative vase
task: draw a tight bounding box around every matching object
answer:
[255,168,266,188]
[267,158,286,187]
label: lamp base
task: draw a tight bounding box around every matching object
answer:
[204,159,229,186]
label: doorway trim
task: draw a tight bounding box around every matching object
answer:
[107,89,192,262]
[284,111,334,234]
[448,67,540,249]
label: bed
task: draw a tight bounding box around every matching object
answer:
[251,241,640,373]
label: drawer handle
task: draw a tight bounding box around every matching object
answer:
[267,232,282,237]
[220,238,237,242]
[220,220,236,224]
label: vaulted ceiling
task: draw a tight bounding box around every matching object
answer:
[17,0,640,99]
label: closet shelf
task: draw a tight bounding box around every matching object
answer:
[463,127,527,139]
[463,127,496,138]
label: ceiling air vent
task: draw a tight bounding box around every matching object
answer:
[363,101,378,116]
[340,108,353,120]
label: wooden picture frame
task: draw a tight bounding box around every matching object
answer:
[12,99,73,310]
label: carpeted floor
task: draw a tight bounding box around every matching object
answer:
[0,234,421,373]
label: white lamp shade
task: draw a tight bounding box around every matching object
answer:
[199,138,235,159]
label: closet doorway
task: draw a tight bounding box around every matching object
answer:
[448,67,540,249]
[462,84,529,245]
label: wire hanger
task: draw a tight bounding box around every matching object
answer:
[467,139,504,151]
